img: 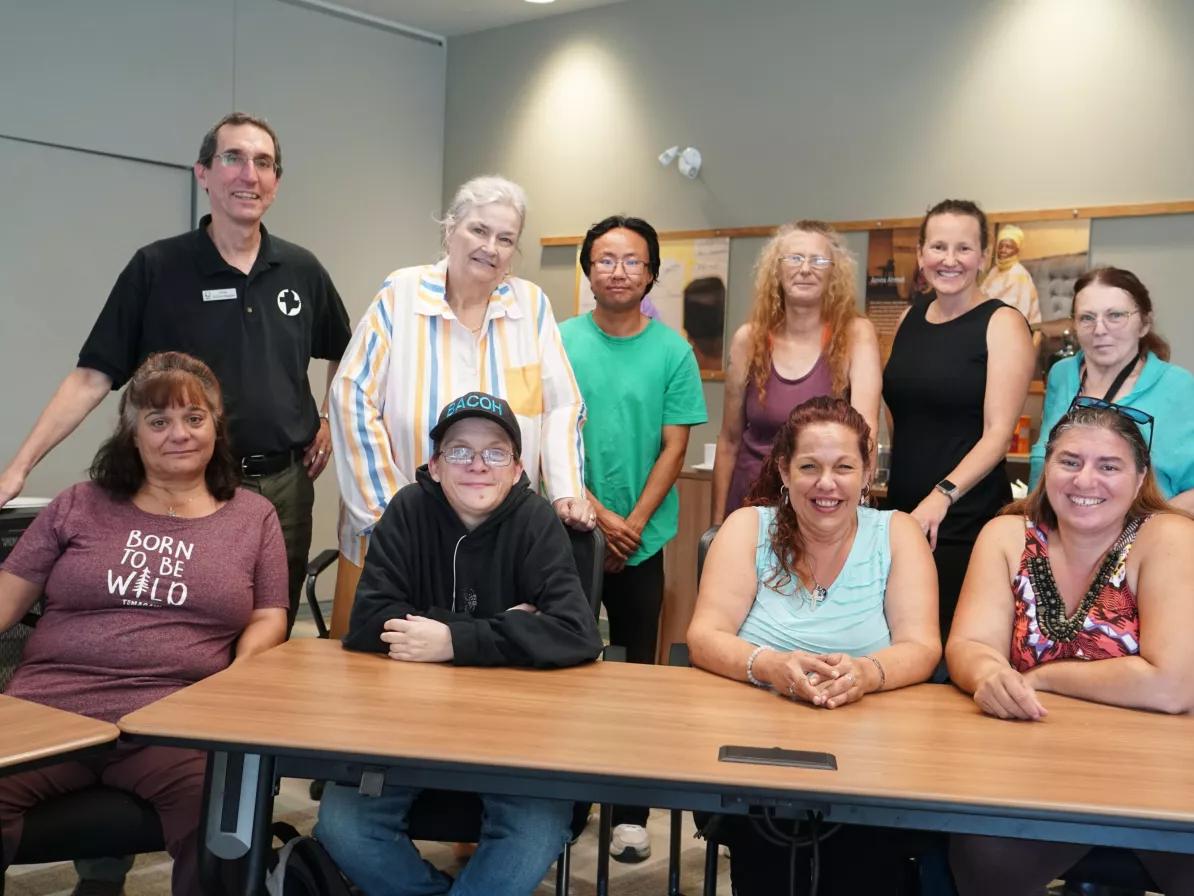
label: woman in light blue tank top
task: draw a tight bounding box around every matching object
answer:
[738,503,893,657]
[686,396,941,896]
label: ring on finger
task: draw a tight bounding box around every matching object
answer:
[788,682,797,699]
[846,673,857,687]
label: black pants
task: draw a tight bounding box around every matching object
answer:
[695,813,920,896]
[239,458,315,636]
[933,539,976,642]
[603,550,665,828]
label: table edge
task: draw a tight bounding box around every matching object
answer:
[116,724,1194,832]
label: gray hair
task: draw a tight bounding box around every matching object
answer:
[440,175,528,254]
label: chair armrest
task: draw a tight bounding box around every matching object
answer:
[667,643,691,668]
[602,645,627,663]
[305,548,340,639]
[306,549,339,579]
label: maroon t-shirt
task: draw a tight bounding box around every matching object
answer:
[2,482,288,722]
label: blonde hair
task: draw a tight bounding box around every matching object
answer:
[439,175,528,254]
[745,220,859,402]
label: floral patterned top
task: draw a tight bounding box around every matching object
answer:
[1010,518,1144,672]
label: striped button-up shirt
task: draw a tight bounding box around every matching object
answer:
[330,259,586,565]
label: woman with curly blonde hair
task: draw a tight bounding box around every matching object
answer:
[712,220,880,523]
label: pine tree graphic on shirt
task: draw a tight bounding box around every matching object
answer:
[132,568,152,598]
[107,528,192,608]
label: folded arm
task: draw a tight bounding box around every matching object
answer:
[1026,515,1194,714]
[449,506,603,668]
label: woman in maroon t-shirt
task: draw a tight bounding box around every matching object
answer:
[946,403,1194,894]
[0,352,289,896]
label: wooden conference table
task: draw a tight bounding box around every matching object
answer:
[0,694,118,777]
[121,638,1194,894]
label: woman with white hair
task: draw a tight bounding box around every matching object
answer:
[329,176,593,626]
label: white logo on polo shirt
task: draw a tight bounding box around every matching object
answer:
[276,289,302,317]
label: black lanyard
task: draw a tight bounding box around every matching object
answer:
[1078,355,1140,403]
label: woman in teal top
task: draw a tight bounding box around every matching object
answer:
[1030,267,1194,511]
[736,503,894,657]
[686,396,940,896]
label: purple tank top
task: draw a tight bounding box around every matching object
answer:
[725,354,833,517]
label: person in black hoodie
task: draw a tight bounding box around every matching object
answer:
[315,391,603,896]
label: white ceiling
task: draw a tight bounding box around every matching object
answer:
[329,0,632,38]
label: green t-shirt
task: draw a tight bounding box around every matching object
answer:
[560,314,707,565]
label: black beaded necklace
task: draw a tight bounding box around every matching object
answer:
[1026,518,1141,643]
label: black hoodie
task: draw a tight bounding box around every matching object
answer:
[342,467,604,668]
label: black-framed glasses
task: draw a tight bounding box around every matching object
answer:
[441,446,515,467]
[779,254,833,270]
[1067,396,1154,453]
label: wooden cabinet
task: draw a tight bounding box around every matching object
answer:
[656,469,713,663]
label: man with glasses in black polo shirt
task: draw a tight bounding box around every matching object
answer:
[0,111,351,640]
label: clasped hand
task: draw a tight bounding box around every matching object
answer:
[760,650,870,709]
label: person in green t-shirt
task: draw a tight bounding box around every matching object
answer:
[559,215,707,863]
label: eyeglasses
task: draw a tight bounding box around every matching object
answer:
[1074,310,1139,331]
[592,258,648,276]
[1067,396,1154,453]
[441,446,515,467]
[213,151,280,177]
[780,254,833,270]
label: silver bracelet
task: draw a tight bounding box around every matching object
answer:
[862,654,886,692]
[746,645,773,687]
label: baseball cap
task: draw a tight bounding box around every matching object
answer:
[429,391,522,456]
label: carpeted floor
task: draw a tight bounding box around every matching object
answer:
[3,778,731,896]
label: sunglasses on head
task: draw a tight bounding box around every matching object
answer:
[1066,396,1154,453]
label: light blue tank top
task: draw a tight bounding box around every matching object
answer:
[737,505,893,656]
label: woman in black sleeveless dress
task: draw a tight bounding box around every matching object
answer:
[883,200,1035,638]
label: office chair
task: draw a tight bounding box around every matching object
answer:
[0,600,166,890]
[661,526,719,896]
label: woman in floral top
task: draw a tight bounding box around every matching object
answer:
[945,400,1194,895]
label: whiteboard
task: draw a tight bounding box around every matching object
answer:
[0,138,192,499]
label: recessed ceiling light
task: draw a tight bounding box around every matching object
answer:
[525,0,555,4]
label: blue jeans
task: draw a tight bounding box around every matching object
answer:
[314,783,571,896]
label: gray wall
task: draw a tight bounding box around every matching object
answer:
[0,0,446,555]
[444,0,1194,463]
[1091,214,1194,371]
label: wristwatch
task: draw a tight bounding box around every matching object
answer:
[935,479,958,504]
[319,412,330,422]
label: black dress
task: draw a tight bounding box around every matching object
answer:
[883,296,1012,636]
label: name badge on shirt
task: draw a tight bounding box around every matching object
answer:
[202,288,238,302]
